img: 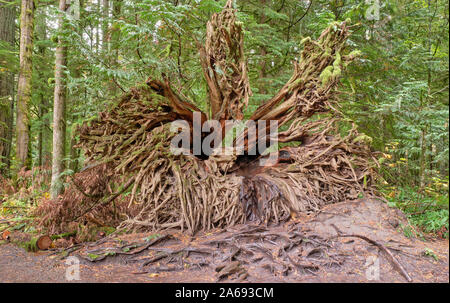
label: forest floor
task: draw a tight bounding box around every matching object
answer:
[0,199,448,283]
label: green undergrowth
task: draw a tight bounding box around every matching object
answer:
[381,184,449,239]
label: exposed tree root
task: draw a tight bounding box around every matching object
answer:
[330,223,413,282]
[67,218,415,282]
[35,1,380,239]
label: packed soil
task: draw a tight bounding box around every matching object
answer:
[0,199,448,283]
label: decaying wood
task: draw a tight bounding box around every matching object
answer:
[35,1,379,239]
[1,230,11,241]
[198,0,251,121]
[36,235,53,250]
[24,235,53,252]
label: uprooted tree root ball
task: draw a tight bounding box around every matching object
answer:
[35,1,380,239]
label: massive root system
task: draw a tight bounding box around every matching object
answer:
[36,1,379,238]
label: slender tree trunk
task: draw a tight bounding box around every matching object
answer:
[51,0,68,198]
[37,93,51,167]
[109,0,122,96]
[68,0,85,173]
[258,0,267,95]
[68,67,80,173]
[0,1,16,176]
[69,135,79,172]
[419,126,427,189]
[102,0,109,53]
[96,0,100,54]
[419,0,433,190]
[16,0,35,172]
[38,106,43,167]
[36,8,50,168]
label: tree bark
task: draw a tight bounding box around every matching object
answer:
[16,0,35,171]
[68,0,86,173]
[102,0,109,53]
[69,134,79,173]
[111,1,122,62]
[0,1,16,175]
[258,0,267,95]
[96,0,100,54]
[51,0,68,199]
[36,8,51,168]
[109,0,122,96]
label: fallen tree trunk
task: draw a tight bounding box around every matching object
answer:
[35,0,379,239]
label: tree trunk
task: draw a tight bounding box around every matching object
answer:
[69,134,79,173]
[16,0,35,172]
[111,0,121,61]
[109,0,122,96]
[51,0,68,199]
[258,0,267,95]
[68,0,86,173]
[419,126,427,190]
[96,0,100,54]
[36,8,50,168]
[0,1,16,175]
[102,0,109,53]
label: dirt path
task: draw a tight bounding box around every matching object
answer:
[0,243,197,282]
[1,199,448,283]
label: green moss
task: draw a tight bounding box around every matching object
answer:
[288,78,303,91]
[322,47,332,58]
[24,238,39,252]
[300,37,311,45]
[332,66,341,78]
[352,134,373,145]
[100,226,116,235]
[309,52,319,61]
[88,253,101,260]
[347,50,362,59]
[330,21,341,31]
[333,52,341,68]
[319,66,334,86]
[50,231,77,240]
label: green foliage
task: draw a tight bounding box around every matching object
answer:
[338,0,449,189]
[87,253,102,260]
[144,233,162,242]
[423,247,439,261]
[383,185,449,238]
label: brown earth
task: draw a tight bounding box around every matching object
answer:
[0,199,448,283]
